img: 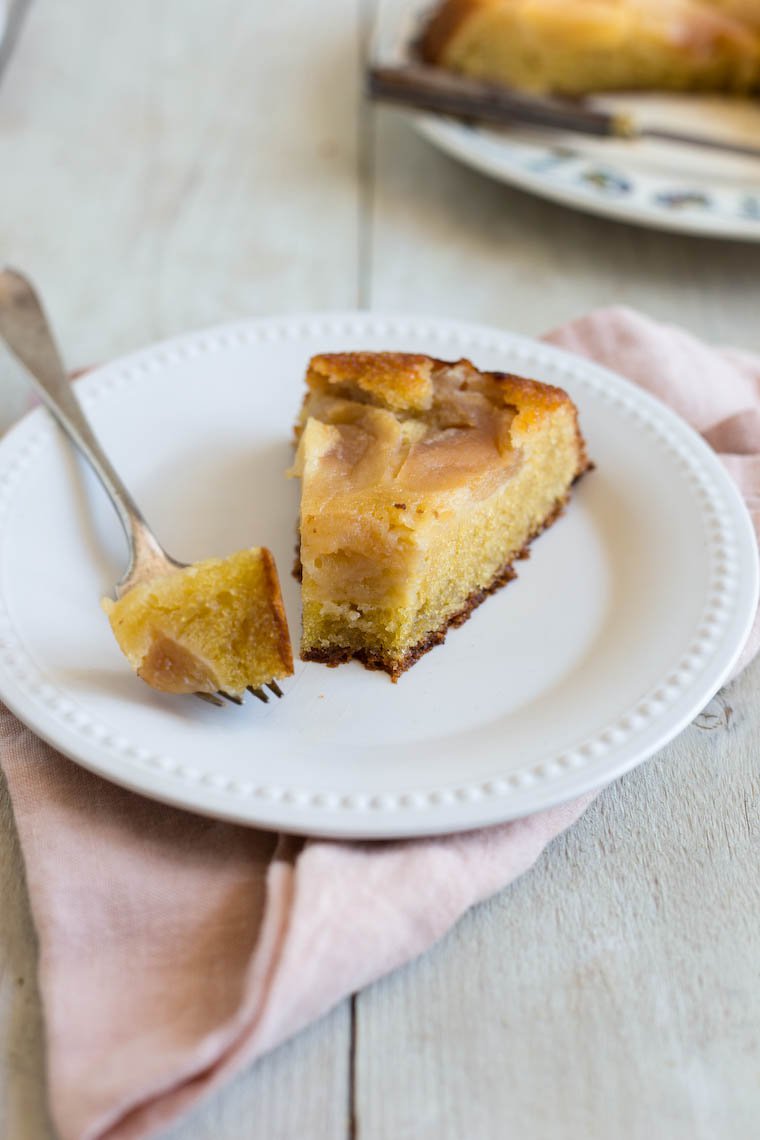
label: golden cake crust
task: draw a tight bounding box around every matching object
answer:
[308,351,435,412]
[417,0,760,95]
[417,0,483,63]
[258,546,296,676]
[301,352,590,478]
[292,351,591,680]
[302,352,587,442]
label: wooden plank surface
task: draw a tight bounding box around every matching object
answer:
[0,1,360,1137]
[355,85,760,1139]
[367,107,760,347]
[354,672,760,1140]
[2,0,760,1137]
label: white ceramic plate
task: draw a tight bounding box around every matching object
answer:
[0,313,756,837]
[375,2,760,241]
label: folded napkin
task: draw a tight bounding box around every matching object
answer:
[2,306,759,1140]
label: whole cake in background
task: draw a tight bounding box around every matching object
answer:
[418,0,760,95]
[289,351,590,680]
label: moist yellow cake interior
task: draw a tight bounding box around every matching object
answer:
[103,548,293,696]
[418,0,760,96]
[290,352,589,678]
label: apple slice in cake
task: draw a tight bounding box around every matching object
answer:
[289,352,590,680]
[103,548,293,699]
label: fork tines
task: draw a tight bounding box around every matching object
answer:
[194,680,284,708]
[246,682,285,703]
[195,692,225,707]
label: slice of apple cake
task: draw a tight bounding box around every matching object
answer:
[289,351,590,680]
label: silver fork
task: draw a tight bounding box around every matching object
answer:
[0,268,282,708]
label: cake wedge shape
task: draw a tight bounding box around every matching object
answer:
[103,548,293,698]
[289,352,591,680]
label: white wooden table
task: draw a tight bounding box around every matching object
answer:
[1,3,759,1138]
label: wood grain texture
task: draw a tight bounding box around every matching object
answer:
[0,772,56,1140]
[355,5,760,1135]
[0,0,360,1137]
[2,0,760,1136]
[0,0,31,82]
[366,104,760,347]
[354,669,760,1139]
[0,0,362,366]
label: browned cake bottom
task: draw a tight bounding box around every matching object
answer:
[301,480,585,681]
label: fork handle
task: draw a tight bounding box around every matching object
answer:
[0,268,168,581]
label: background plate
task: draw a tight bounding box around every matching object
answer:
[374,0,760,241]
[0,312,756,837]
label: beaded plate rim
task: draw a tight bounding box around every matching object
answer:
[0,312,756,838]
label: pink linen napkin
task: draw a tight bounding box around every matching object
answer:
[2,306,760,1140]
